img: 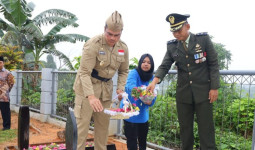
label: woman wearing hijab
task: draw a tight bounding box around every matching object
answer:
[120,53,156,150]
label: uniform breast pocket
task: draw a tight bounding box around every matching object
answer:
[96,55,109,68]
[114,56,125,69]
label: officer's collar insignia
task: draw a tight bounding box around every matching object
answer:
[169,16,175,24]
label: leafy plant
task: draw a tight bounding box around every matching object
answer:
[148,95,180,147]
[73,56,81,70]
[21,90,40,107]
[215,127,252,150]
[226,98,255,137]
[57,89,75,103]
[129,57,138,70]
[56,89,75,117]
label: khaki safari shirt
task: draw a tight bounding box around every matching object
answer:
[73,34,129,101]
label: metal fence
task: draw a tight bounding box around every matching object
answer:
[53,71,76,119]
[12,70,255,150]
[17,71,42,112]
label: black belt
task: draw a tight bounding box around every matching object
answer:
[91,69,110,82]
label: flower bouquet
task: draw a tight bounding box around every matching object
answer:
[131,85,157,103]
[104,92,140,119]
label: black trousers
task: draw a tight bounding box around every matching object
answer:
[124,120,149,150]
[0,102,11,129]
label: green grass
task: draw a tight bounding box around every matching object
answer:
[0,129,17,143]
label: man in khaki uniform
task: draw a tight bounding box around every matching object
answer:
[73,11,129,150]
[147,13,219,150]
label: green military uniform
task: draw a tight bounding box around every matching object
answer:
[73,11,129,150]
[155,21,220,149]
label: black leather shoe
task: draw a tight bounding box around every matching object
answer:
[2,128,10,131]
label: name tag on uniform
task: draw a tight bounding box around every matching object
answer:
[118,49,124,55]
[99,51,106,55]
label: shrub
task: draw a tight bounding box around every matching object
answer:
[57,89,75,103]
[226,98,255,137]
[148,95,181,147]
[215,127,252,150]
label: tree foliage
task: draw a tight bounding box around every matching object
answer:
[0,0,89,70]
[44,54,57,69]
[213,41,232,70]
[0,44,23,70]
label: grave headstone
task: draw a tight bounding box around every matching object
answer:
[18,105,30,149]
[65,107,78,150]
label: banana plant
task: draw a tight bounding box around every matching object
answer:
[0,0,89,70]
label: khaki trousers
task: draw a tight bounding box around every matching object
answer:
[74,94,112,150]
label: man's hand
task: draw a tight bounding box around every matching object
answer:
[116,89,124,101]
[209,89,218,103]
[88,95,103,112]
[146,77,159,93]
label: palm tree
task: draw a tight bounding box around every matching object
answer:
[0,0,89,70]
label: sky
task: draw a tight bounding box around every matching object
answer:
[30,0,255,70]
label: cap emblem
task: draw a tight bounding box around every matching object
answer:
[169,16,175,24]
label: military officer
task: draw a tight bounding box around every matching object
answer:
[147,13,220,150]
[73,11,129,150]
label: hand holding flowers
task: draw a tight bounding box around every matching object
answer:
[131,85,157,103]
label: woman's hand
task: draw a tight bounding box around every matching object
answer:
[143,101,152,105]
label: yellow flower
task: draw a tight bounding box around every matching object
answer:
[135,107,140,111]
[142,90,146,95]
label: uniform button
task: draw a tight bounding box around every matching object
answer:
[189,72,192,75]
[187,64,190,67]
[186,55,188,58]
[190,81,192,84]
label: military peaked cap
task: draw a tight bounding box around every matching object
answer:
[166,13,190,32]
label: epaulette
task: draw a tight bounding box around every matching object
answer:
[119,40,127,47]
[167,39,177,45]
[196,32,208,36]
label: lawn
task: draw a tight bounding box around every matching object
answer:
[0,129,17,143]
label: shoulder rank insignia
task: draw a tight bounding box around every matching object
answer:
[167,39,177,45]
[196,32,208,36]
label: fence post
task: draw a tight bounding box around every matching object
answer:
[39,68,55,122]
[51,69,58,115]
[9,70,22,109]
[252,109,255,150]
